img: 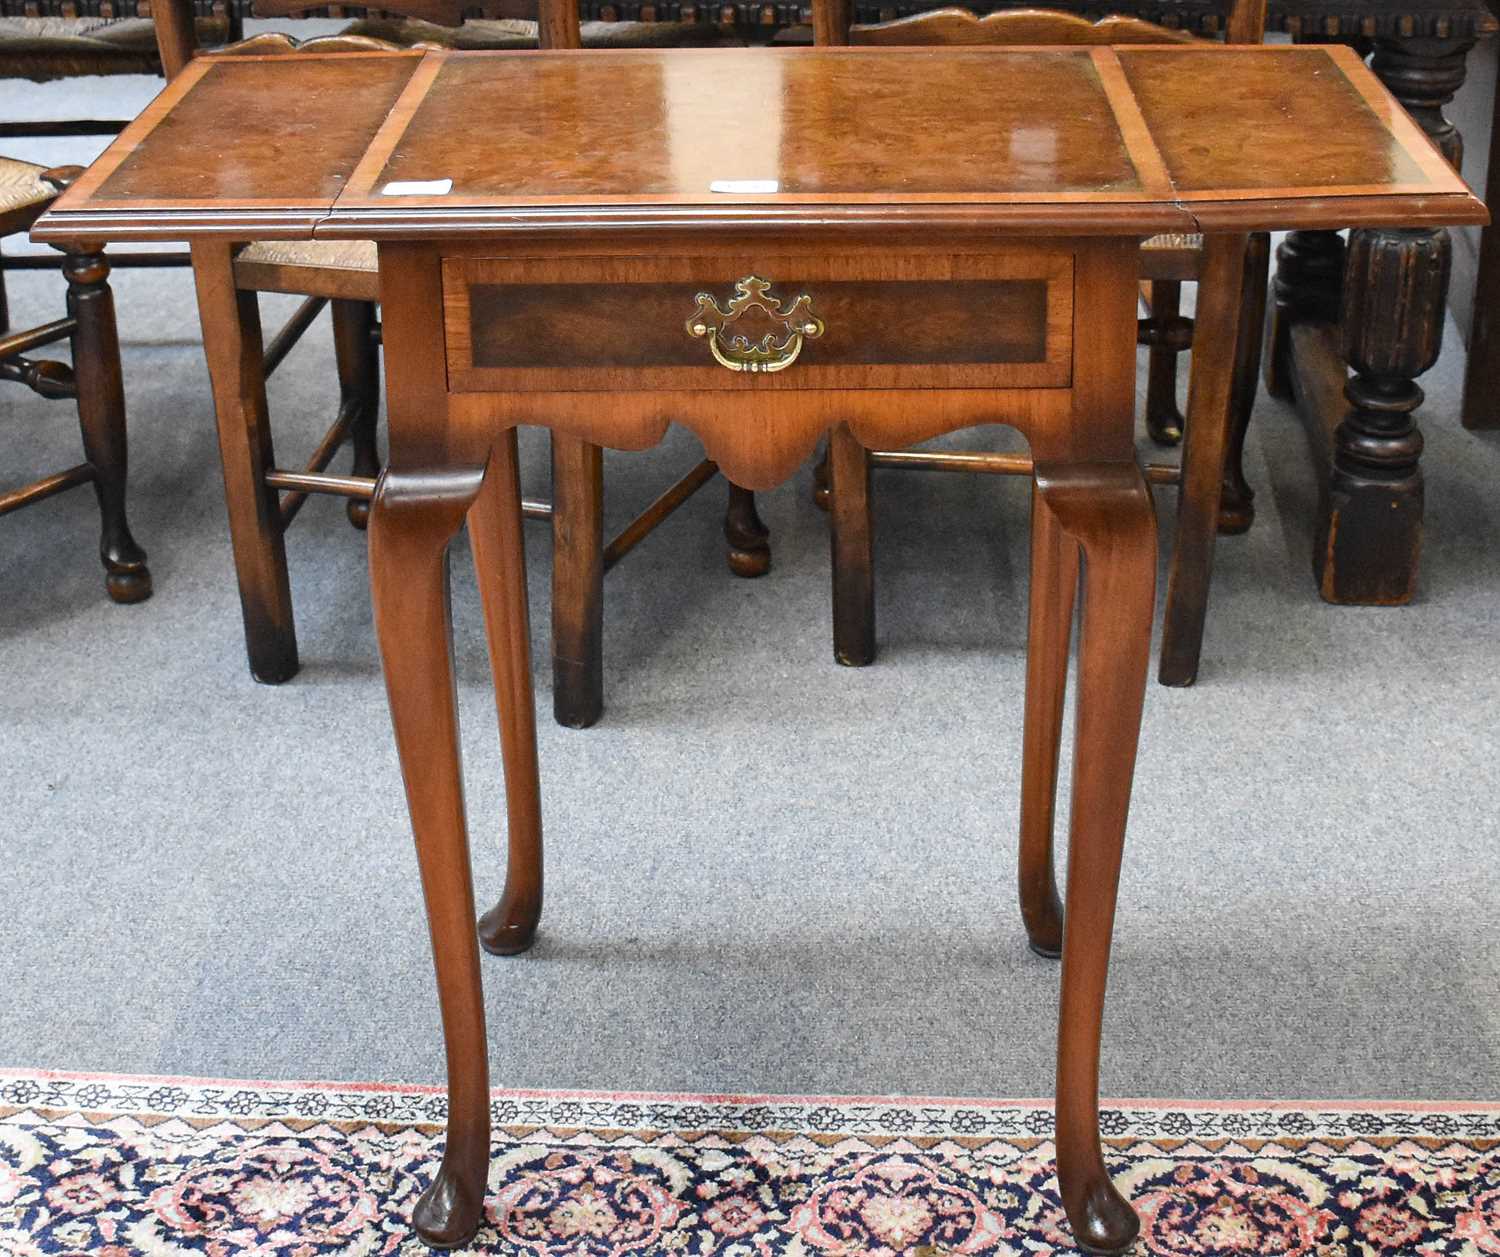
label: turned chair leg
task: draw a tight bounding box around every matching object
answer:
[333,298,381,531]
[724,482,770,576]
[63,246,150,604]
[1144,279,1186,446]
[1159,234,1249,688]
[472,430,545,957]
[1017,482,1076,959]
[191,241,299,683]
[369,463,493,1250]
[1218,232,1270,536]
[828,422,875,666]
[1032,463,1156,1257]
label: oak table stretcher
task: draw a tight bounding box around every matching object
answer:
[36,42,1484,1255]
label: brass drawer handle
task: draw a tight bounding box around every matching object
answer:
[686,276,824,374]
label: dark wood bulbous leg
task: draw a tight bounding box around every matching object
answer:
[724,482,770,577]
[63,246,150,603]
[1143,279,1186,447]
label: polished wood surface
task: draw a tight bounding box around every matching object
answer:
[366,47,1143,198]
[35,44,1485,245]
[1118,46,1435,193]
[72,53,420,218]
[443,251,1073,393]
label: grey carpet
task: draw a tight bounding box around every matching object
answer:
[1,72,1498,1105]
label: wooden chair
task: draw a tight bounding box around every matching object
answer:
[0,12,235,348]
[153,0,761,728]
[811,0,1271,686]
[0,159,149,602]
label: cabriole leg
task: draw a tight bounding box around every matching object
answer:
[1218,232,1270,536]
[472,431,545,957]
[1017,482,1076,959]
[369,464,492,1250]
[1034,462,1156,1257]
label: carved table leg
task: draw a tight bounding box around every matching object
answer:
[369,463,492,1250]
[1218,232,1270,536]
[828,421,874,666]
[1017,482,1076,959]
[1319,228,1449,604]
[1032,462,1155,1257]
[1143,279,1185,446]
[1266,229,1345,401]
[1270,34,1468,603]
[191,240,298,683]
[550,433,604,728]
[64,246,151,604]
[1159,233,1246,687]
[724,482,771,577]
[1372,34,1471,169]
[333,298,381,530]
[472,431,545,957]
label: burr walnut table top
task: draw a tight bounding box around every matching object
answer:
[33,43,1485,245]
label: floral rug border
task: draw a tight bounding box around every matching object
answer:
[4,1065,1498,1143]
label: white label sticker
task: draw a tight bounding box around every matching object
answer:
[381,179,453,196]
[709,179,779,194]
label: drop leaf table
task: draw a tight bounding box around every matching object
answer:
[35,41,1484,1254]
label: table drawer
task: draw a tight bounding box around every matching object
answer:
[442,253,1073,394]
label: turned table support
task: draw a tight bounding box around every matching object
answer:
[1270,32,1472,604]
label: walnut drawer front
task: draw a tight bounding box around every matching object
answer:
[442,253,1074,394]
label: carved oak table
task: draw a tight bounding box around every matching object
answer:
[36,41,1483,1254]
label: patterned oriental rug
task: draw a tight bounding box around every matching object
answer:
[0,1070,1496,1256]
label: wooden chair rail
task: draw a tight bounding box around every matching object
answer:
[601,456,716,571]
[0,314,74,360]
[261,293,328,379]
[275,394,361,526]
[0,461,94,515]
[266,440,719,572]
